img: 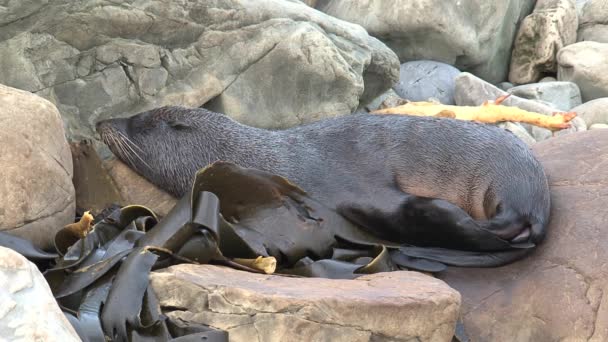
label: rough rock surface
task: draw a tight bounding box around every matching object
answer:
[363,88,407,112]
[0,247,80,341]
[578,0,608,43]
[392,61,461,104]
[0,0,399,140]
[590,123,608,129]
[509,81,582,111]
[313,0,535,84]
[440,130,608,342]
[497,122,537,145]
[570,98,608,126]
[557,41,608,101]
[0,84,75,249]
[150,265,461,342]
[509,0,578,84]
[454,72,586,141]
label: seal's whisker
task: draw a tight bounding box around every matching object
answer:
[115,130,152,170]
[117,130,145,153]
[111,132,137,169]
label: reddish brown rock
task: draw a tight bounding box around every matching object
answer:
[150,265,461,342]
[102,159,177,217]
[440,130,608,342]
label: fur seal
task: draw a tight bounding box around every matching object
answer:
[96,106,550,264]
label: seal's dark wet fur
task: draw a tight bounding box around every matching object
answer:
[97,106,550,263]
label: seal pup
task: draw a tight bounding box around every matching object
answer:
[96,106,550,265]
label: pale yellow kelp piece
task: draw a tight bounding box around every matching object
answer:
[372,94,577,131]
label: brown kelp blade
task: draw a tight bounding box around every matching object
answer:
[193,162,394,265]
[100,248,159,341]
[0,231,58,259]
[166,317,228,342]
[77,274,114,342]
[282,245,397,279]
[54,249,132,299]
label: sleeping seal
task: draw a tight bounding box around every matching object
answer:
[96,106,550,265]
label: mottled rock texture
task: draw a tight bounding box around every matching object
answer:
[509,0,578,84]
[0,247,80,341]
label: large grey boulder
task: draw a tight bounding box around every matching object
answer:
[509,0,578,84]
[0,0,399,140]
[578,0,608,43]
[570,97,608,126]
[393,61,461,105]
[557,41,608,101]
[0,247,80,341]
[509,81,582,111]
[313,0,536,83]
[440,130,608,342]
[150,264,461,342]
[0,84,75,249]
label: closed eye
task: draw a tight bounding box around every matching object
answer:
[167,120,190,130]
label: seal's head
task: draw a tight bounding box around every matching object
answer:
[96,106,211,196]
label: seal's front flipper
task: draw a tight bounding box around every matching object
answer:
[340,195,515,251]
[397,246,532,267]
[339,194,536,268]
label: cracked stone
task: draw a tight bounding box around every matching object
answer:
[150,265,461,342]
[0,0,399,140]
[0,84,75,249]
[440,130,608,342]
[0,247,80,341]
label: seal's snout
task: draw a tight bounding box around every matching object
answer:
[96,118,129,136]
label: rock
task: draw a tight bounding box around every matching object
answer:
[313,0,536,84]
[0,84,75,249]
[590,123,608,129]
[71,141,124,214]
[557,41,608,101]
[578,0,608,43]
[497,122,537,145]
[454,72,586,141]
[103,158,178,217]
[570,97,608,126]
[0,0,399,140]
[455,73,559,113]
[497,82,514,91]
[392,61,461,104]
[150,265,461,342]
[552,115,587,137]
[509,0,578,84]
[364,88,406,112]
[508,81,582,111]
[439,130,608,342]
[0,247,80,341]
[539,76,558,82]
